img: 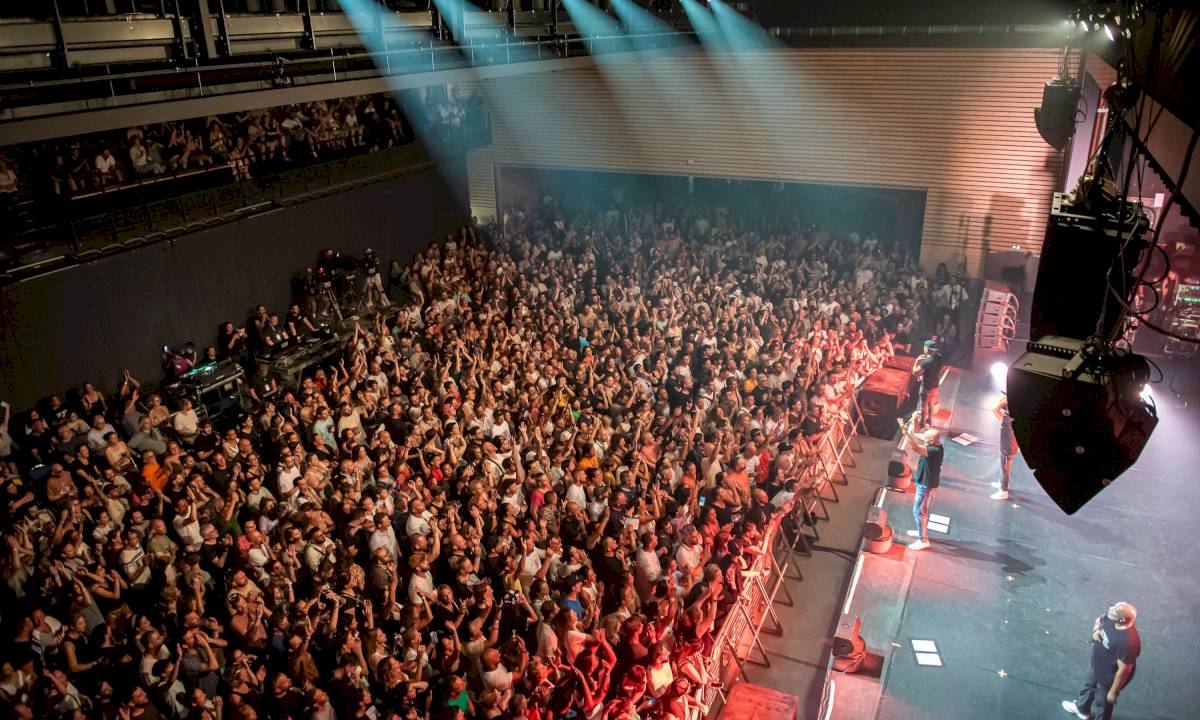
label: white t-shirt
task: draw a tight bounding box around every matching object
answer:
[634,548,662,599]
[369,527,400,560]
[94,153,117,174]
[676,543,702,579]
[481,665,514,693]
[276,465,301,497]
[0,419,13,458]
[520,547,546,579]
[173,514,203,547]
[173,410,199,440]
[405,512,432,538]
[408,571,434,605]
[87,423,117,450]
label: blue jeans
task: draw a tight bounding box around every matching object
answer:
[913,484,936,541]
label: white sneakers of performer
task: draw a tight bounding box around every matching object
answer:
[1060,700,1089,719]
[991,481,1003,489]
[990,490,1010,501]
[907,540,930,551]
[905,529,921,538]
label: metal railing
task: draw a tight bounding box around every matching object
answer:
[2,119,489,280]
[697,376,869,716]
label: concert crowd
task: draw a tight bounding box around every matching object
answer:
[0,194,960,720]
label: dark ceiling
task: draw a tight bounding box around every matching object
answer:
[753,0,1074,29]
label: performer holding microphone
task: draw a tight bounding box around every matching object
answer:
[911,339,945,429]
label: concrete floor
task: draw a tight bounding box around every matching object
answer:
[743,433,895,718]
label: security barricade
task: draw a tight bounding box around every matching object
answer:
[699,369,870,717]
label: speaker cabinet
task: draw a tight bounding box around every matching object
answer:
[1030,194,1148,342]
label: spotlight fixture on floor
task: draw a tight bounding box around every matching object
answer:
[990,361,1009,388]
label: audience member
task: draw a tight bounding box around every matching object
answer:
[0,191,954,720]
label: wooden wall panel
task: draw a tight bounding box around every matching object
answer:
[466,47,1063,277]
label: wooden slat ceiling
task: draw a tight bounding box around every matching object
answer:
[466,47,1064,276]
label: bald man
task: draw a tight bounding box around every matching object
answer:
[898,410,944,550]
[1062,602,1141,720]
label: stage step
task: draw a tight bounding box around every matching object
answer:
[720,682,800,720]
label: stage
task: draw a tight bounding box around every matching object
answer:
[823,362,1200,720]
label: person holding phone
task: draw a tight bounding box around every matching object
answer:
[898,410,943,551]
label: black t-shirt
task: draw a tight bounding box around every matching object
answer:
[914,443,944,489]
[286,309,311,336]
[918,352,945,394]
[1091,615,1140,686]
[193,431,219,457]
[208,466,231,492]
[218,329,245,359]
[1000,414,1019,456]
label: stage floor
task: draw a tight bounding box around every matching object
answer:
[828,365,1200,720]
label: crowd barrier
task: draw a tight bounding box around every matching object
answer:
[698,366,872,717]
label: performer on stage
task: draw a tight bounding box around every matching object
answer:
[991,393,1019,501]
[898,411,943,551]
[1062,602,1141,720]
[910,340,945,429]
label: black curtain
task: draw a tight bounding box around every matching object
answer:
[0,161,467,408]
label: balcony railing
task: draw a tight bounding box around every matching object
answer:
[1,117,490,282]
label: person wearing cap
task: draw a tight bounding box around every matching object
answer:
[911,339,945,429]
[898,410,943,551]
[1062,602,1141,720]
[990,393,1020,501]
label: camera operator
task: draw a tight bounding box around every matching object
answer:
[363,248,385,308]
[298,267,322,319]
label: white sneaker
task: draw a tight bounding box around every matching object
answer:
[990,490,1009,501]
[990,481,1003,489]
[907,540,930,551]
[1060,700,1088,719]
[905,529,921,538]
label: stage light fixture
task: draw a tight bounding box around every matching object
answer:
[1103,22,1115,41]
[990,361,1009,388]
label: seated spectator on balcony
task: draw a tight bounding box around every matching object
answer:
[178,126,214,170]
[93,147,124,186]
[129,136,165,177]
[0,158,18,196]
[50,153,77,196]
[281,110,314,160]
[229,136,254,181]
[67,145,91,191]
[207,120,231,165]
